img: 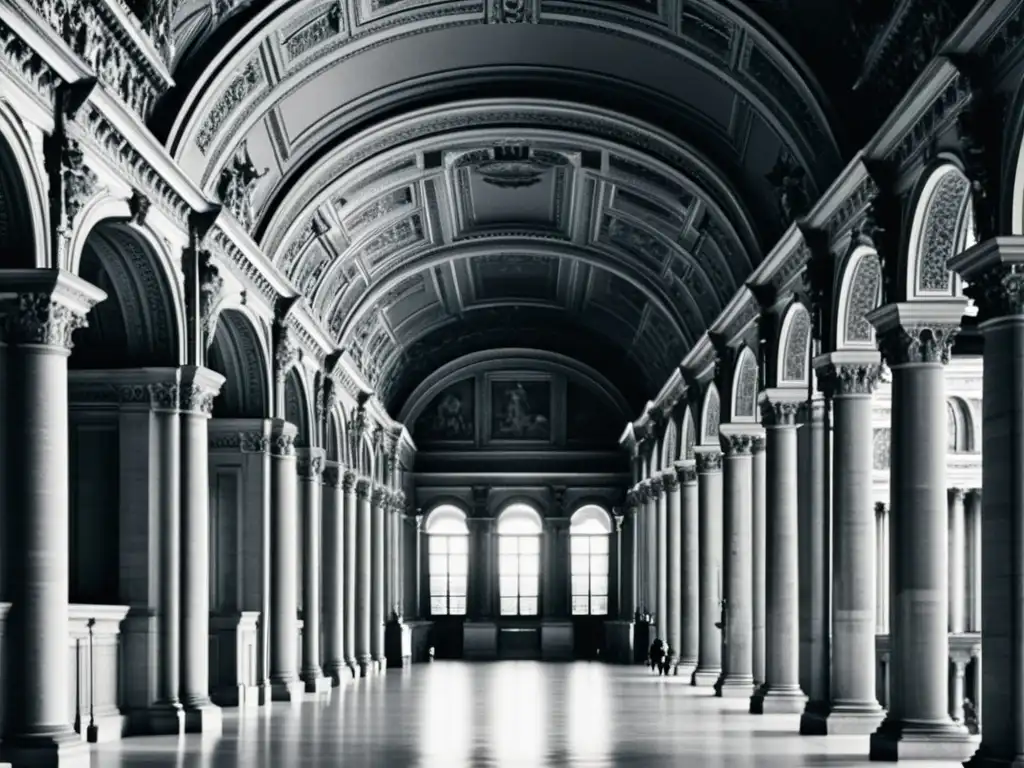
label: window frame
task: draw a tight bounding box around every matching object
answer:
[495,503,544,617]
[424,505,470,617]
[569,505,613,616]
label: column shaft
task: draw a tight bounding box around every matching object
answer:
[621,504,637,620]
[664,473,682,668]
[355,479,373,674]
[299,451,329,692]
[949,488,967,635]
[967,490,982,633]
[178,369,224,732]
[152,401,182,715]
[752,395,805,714]
[656,481,668,640]
[875,504,889,634]
[645,486,658,619]
[679,466,700,676]
[343,472,358,672]
[269,422,303,700]
[322,468,347,684]
[715,430,756,698]
[371,488,387,668]
[752,441,766,689]
[692,450,723,686]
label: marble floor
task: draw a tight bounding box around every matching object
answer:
[90,662,972,767]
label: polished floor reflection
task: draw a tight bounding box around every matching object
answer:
[90,662,969,767]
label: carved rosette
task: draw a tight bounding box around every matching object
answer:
[147,382,179,412]
[720,433,755,456]
[297,453,325,480]
[761,399,801,426]
[695,451,723,473]
[877,323,959,366]
[272,432,295,457]
[342,469,357,492]
[648,477,664,498]
[964,264,1024,320]
[819,364,882,398]
[180,382,218,416]
[239,431,270,453]
[3,293,89,349]
[355,477,372,499]
[675,464,698,485]
[661,471,680,492]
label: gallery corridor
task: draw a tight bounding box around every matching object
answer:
[88,662,968,768]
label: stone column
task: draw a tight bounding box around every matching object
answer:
[664,470,682,668]
[804,353,884,735]
[693,448,723,687]
[297,449,330,693]
[178,366,225,733]
[867,302,973,760]
[656,476,668,641]
[948,487,967,635]
[322,464,348,685]
[751,391,806,714]
[0,270,105,767]
[621,496,638,620]
[147,380,185,732]
[799,394,832,732]
[951,652,971,726]
[371,487,387,669]
[355,478,373,675]
[645,480,659,623]
[269,420,303,701]
[949,238,1024,767]
[715,427,759,699]
[875,503,890,635]
[752,437,767,689]
[677,462,700,678]
[967,489,981,633]
[343,471,358,674]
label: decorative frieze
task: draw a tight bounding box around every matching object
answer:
[695,450,723,473]
[196,57,264,156]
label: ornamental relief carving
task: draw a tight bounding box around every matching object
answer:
[695,450,722,473]
[239,431,271,453]
[733,351,758,419]
[720,433,755,455]
[820,363,882,398]
[181,382,218,415]
[703,388,720,444]
[918,170,969,294]
[676,463,697,485]
[877,323,959,366]
[963,264,1024,320]
[2,293,89,349]
[782,306,811,383]
[272,431,296,456]
[196,57,265,156]
[147,382,179,410]
[845,256,882,344]
[760,399,800,426]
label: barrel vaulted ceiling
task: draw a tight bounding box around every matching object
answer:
[159,0,844,413]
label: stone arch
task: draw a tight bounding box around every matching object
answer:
[905,163,972,300]
[681,406,696,461]
[208,307,271,419]
[496,501,545,534]
[730,346,759,422]
[777,302,812,387]
[0,100,47,268]
[73,220,185,368]
[424,503,470,534]
[835,244,883,350]
[325,407,349,465]
[284,367,312,446]
[360,432,375,478]
[660,419,678,470]
[569,504,613,534]
[700,384,721,446]
[946,396,975,453]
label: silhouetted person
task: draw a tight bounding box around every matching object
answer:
[649,638,665,672]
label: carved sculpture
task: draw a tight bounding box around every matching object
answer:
[216,140,267,232]
[766,150,810,223]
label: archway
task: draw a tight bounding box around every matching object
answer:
[0,105,45,268]
[284,367,312,447]
[207,307,271,419]
[569,505,612,616]
[424,504,470,617]
[496,503,543,617]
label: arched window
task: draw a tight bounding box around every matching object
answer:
[497,503,543,616]
[425,505,469,616]
[570,505,612,615]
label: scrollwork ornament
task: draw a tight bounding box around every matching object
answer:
[721,434,755,456]
[695,451,723,473]
[3,293,88,349]
[820,364,882,398]
[661,471,680,492]
[342,469,356,492]
[147,382,179,411]
[676,464,698,485]
[239,431,270,453]
[760,399,800,426]
[877,323,959,366]
[272,432,295,457]
[963,265,1024,321]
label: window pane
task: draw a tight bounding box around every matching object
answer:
[571,554,589,575]
[570,536,590,555]
[429,554,448,575]
[519,555,540,576]
[519,597,538,616]
[590,536,609,554]
[449,576,467,598]
[499,537,520,555]
[518,536,540,554]
[430,597,448,615]
[429,536,448,554]
[449,553,468,576]
[448,535,469,554]
[499,576,518,597]
[519,576,539,597]
[590,575,608,596]
[590,554,608,575]
[591,596,608,615]
[499,554,519,575]
[572,596,590,615]
[449,596,467,615]
[500,597,518,615]
[571,576,590,596]
[429,576,448,596]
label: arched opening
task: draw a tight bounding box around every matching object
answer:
[496,503,543,616]
[207,308,270,419]
[0,114,42,268]
[284,368,311,446]
[569,505,612,616]
[425,505,470,617]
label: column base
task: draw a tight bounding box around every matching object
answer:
[357,657,373,677]
[372,656,386,674]
[673,660,696,680]
[344,659,358,678]
[750,684,807,714]
[0,731,90,768]
[691,665,721,687]
[714,674,756,699]
[869,718,978,761]
[800,700,885,735]
[258,682,273,707]
[270,678,306,702]
[144,701,185,736]
[964,746,1024,767]
[325,663,355,686]
[302,674,332,694]
[182,700,222,735]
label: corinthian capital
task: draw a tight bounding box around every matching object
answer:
[814,351,883,398]
[355,477,372,499]
[648,476,664,497]
[661,470,680,492]
[949,237,1024,320]
[296,449,325,480]
[371,485,387,507]
[674,461,697,485]
[867,301,966,367]
[695,449,722,473]
[342,469,357,492]
[179,367,224,416]
[760,388,804,427]
[0,270,106,350]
